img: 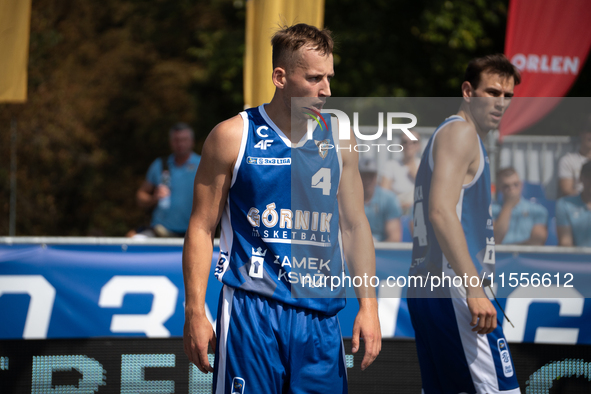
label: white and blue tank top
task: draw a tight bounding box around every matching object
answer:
[410,115,495,282]
[214,105,346,315]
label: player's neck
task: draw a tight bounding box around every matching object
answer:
[265,99,308,143]
[456,107,489,141]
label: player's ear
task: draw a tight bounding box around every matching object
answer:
[272,66,287,89]
[461,81,473,101]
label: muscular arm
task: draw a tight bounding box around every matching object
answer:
[182,115,242,373]
[428,123,497,334]
[337,139,381,370]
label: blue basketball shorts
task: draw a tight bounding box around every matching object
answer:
[407,285,520,394]
[212,285,348,394]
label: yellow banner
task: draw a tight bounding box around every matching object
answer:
[244,0,324,109]
[0,0,32,103]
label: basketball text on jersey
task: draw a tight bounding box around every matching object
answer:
[247,203,332,244]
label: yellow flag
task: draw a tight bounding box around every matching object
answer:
[0,0,32,103]
[244,0,325,109]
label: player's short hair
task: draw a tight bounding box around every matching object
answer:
[271,23,334,71]
[169,122,194,139]
[464,54,521,89]
[581,160,591,179]
[496,167,518,181]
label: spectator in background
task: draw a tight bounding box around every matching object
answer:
[492,167,548,245]
[360,156,403,242]
[558,119,591,197]
[133,123,201,237]
[556,160,591,247]
[380,130,421,214]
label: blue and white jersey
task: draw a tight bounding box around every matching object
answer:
[214,105,346,315]
[410,115,495,281]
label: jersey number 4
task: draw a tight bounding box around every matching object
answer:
[312,168,331,195]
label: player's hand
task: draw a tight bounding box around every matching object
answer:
[466,294,497,335]
[351,299,381,371]
[183,312,216,373]
[503,193,520,209]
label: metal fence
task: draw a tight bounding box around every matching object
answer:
[360,126,576,201]
[1,236,590,254]
[496,134,575,200]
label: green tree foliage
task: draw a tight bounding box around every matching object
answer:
[1,0,589,235]
[0,0,245,236]
[326,0,509,97]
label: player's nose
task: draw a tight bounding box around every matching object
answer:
[494,96,507,109]
[319,77,331,97]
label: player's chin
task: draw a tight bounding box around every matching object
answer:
[485,120,501,131]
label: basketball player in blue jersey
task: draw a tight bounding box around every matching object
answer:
[182,24,380,393]
[408,54,522,393]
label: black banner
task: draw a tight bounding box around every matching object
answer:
[1,338,590,393]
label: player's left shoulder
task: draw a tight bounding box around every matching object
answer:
[439,119,478,146]
[433,121,480,163]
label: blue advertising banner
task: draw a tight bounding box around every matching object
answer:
[1,241,590,345]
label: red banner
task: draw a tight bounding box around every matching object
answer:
[500,0,591,136]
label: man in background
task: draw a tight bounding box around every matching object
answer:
[493,167,548,245]
[134,122,201,237]
[408,54,521,393]
[557,160,591,247]
[360,156,403,242]
[380,130,421,214]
